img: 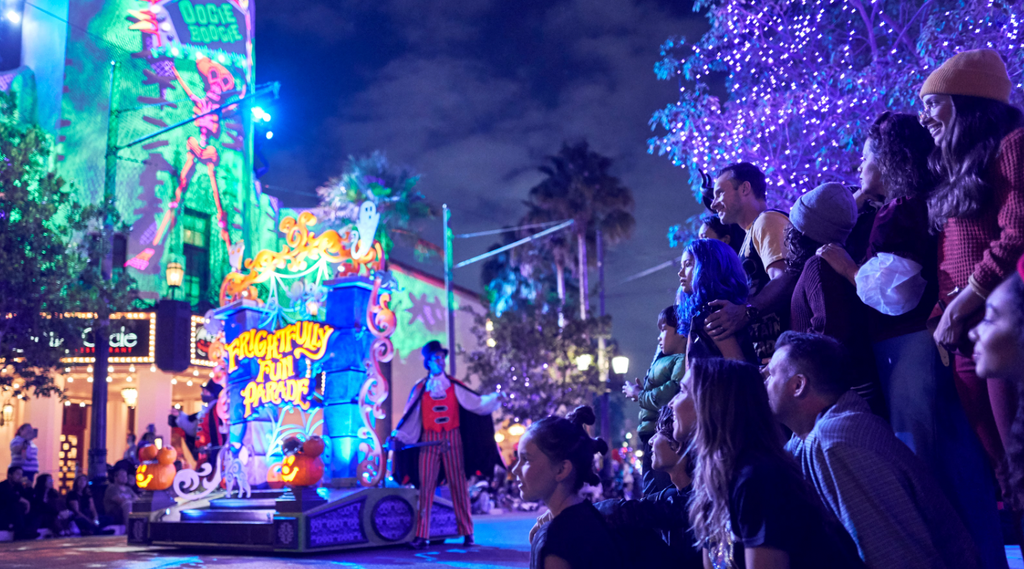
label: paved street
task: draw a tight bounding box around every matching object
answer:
[2,512,1023,568]
[0,512,536,569]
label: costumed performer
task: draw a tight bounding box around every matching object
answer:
[392,340,505,549]
[170,380,226,467]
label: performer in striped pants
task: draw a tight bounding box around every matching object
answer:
[392,341,505,549]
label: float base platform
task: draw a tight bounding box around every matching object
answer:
[127,486,462,553]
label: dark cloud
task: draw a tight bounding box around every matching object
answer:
[257,0,708,382]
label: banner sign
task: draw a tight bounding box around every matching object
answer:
[62,312,156,364]
[226,321,334,418]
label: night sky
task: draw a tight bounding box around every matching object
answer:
[254,0,708,381]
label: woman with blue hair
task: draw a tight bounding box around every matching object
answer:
[676,238,755,362]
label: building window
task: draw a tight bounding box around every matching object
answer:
[182,210,210,307]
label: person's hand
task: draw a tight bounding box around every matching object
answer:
[170,408,181,417]
[816,243,858,284]
[622,379,642,401]
[933,307,965,351]
[934,287,985,354]
[703,300,747,340]
[529,509,554,543]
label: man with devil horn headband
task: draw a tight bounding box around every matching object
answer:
[392,341,504,549]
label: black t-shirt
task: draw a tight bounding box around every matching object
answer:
[66,488,93,515]
[728,454,864,569]
[531,500,625,569]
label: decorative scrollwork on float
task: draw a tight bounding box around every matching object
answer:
[356,274,396,487]
[219,211,384,306]
[172,448,225,501]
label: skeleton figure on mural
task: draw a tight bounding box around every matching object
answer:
[151,56,242,249]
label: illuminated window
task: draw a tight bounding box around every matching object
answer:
[182,210,210,307]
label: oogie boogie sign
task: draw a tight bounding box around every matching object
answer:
[226,321,334,418]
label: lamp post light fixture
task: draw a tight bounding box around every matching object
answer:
[165,261,184,299]
[575,353,594,371]
[611,356,629,375]
[1,403,13,426]
[121,387,138,408]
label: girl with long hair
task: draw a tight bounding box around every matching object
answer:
[919,49,1024,502]
[672,358,864,569]
[675,238,755,362]
[969,258,1024,508]
[515,406,623,569]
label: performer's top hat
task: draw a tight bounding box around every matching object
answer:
[202,380,223,398]
[421,340,449,360]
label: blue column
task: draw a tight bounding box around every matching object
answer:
[214,300,272,452]
[320,277,374,484]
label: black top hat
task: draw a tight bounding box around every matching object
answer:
[421,340,449,360]
[202,380,224,398]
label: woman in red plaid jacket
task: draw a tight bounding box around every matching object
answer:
[918,48,1024,502]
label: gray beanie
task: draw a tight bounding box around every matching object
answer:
[789,183,857,245]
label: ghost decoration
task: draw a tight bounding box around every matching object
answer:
[228,241,246,273]
[352,201,380,259]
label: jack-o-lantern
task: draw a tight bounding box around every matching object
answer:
[136,447,177,491]
[266,463,285,489]
[280,436,325,487]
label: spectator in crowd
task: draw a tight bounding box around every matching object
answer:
[123,434,139,467]
[103,467,137,526]
[766,331,980,569]
[0,466,35,540]
[819,111,1004,567]
[10,424,39,484]
[622,305,685,497]
[970,259,1024,505]
[66,474,100,536]
[704,162,797,363]
[675,238,755,362]
[920,48,1024,500]
[514,405,624,569]
[698,212,745,254]
[787,182,879,410]
[31,474,69,537]
[672,358,864,569]
[594,405,702,568]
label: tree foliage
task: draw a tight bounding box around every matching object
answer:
[462,306,609,423]
[0,92,138,397]
[649,0,1024,211]
[315,151,437,259]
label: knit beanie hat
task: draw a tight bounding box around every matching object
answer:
[919,49,1012,104]
[789,183,857,245]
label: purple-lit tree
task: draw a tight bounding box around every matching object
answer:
[650,0,1024,211]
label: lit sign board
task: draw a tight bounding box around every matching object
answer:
[190,315,220,367]
[165,0,248,51]
[226,321,334,418]
[60,312,157,364]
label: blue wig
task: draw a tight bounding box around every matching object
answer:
[675,238,749,337]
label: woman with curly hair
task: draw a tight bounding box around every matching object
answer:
[918,49,1024,505]
[820,111,1007,567]
[671,358,863,569]
[515,405,624,569]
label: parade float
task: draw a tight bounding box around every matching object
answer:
[126,207,462,552]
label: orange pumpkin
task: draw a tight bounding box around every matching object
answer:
[136,461,175,491]
[281,453,324,487]
[157,447,177,465]
[138,445,158,462]
[302,436,325,457]
[266,463,285,489]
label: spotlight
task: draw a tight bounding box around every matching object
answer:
[265,131,274,140]
[5,10,21,24]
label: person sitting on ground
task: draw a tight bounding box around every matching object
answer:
[704,162,796,363]
[10,424,39,484]
[787,182,880,411]
[0,466,36,540]
[593,405,703,569]
[765,331,981,569]
[970,257,1024,506]
[30,474,68,537]
[671,358,864,569]
[103,467,137,526]
[514,405,624,569]
[622,305,686,497]
[67,474,100,535]
[698,212,745,254]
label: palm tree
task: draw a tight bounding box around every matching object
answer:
[517,141,635,322]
